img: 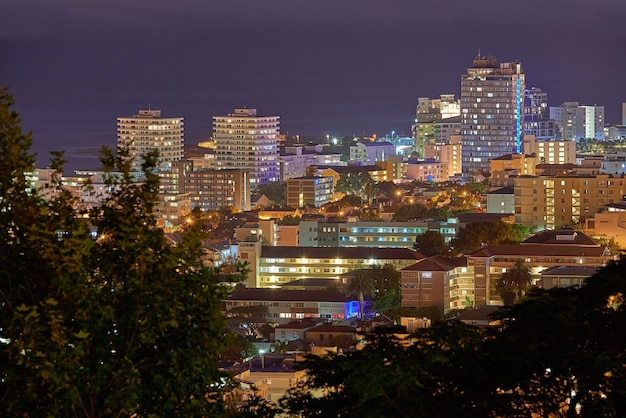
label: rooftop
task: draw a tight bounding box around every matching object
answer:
[260,246,425,261]
[229,288,349,302]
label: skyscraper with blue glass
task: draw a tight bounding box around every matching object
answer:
[460,55,525,181]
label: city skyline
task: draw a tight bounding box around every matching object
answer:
[2,0,626,170]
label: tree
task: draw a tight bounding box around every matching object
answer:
[414,230,450,256]
[392,203,428,221]
[495,259,532,304]
[335,172,376,202]
[336,194,362,207]
[280,323,488,418]
[270,340,289,354]
[256,182,286,206]
[368,264,402,314]
[346,265,376,320]
[450,220,528,255]
[1,90,245,416]
[484,258,626,417]
[225,304,270,338]
[359,210,381,220]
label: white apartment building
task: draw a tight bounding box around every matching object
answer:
[117,109,184,171]
[214,108,280,189]
[549,102,605,141]
[350,141,396,165]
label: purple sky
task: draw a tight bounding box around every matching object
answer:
[2,0,626,170]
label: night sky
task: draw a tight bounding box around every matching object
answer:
[2,0,626,171]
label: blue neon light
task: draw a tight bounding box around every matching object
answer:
[515,77,522,154]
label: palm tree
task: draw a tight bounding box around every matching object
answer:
[270,340,289,354]
[496,259,532,304]
[347,267,376,320]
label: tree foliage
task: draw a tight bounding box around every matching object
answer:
[335,172,376,202]
[451,220,528,255]
[392,203,428,221]
[0,89,245,417]
[282,257,626,417]
[494,259,532,305]
[280,323,489,418]
[256,181,286,206]
[413,230,450,256]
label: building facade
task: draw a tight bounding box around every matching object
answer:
[513,174,626,232]
[424,134,462,179]
[349,141,396,165]
[117,109,184,171]
[550,102,605,141]
[286,176,333,208]
[298,218,459,249]
[213,108,280,189]
[238,244,424,288]
[461,56,525,180]
[523,87,557,140]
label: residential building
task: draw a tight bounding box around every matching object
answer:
[286,176,333,208]
[414,95,461,158]
[405,159,448,182]
[298,218,459,248]
[239,245,424,288]
[585,200,626,249]
[247,354,307,403]
[350,141,396,165]
[224,288,354,323]
[213,108,280,189]
[523,136,577,165]
[279,145,343,181]
[550,102,605,141]
[539,266,601,290]
[461,55,525,180]
[400,230,615,312]
[234,219,299,247]
[434,116,461,144]
[513,174,626,232]
[304,324,357,346]
[466,229,616,306]
[424,134,462,179]
[400,256,469,313]
[375,155,406,181]
[602,152,626,175]
[117,109,184,171]
[489,153,536,177]
[272,321,320,343]
[605,125,626,140]
[523,87,557,140]
[486,186,515,214]
[155,193,191,228]
[164,160,250,212]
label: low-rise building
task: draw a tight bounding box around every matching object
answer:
[224,288,356,324]
[405,159,447,182]
[350,141,396,165]
[298,218,459,248]
[513,174,626,232]
[286,176,333,208]
[239,243,424,288]
[304,324,357,348]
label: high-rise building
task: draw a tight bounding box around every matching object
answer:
[524,87,557,140]
[549,102,605,141]
[460,56,525,180]
[117,109,184,171]
[414,95,460,158]
[214,108,280,189]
